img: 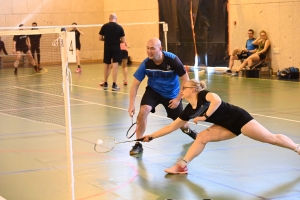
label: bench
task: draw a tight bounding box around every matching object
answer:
[0,54,27,68]
[240,58,272,77]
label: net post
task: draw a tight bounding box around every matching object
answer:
[163,23,168,51]
[59,31,75,200]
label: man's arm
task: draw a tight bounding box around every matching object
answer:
[176,72,189,100]
[120,36,125,43]
[99,35,104,41]
[128,78,141,116]
[26,37,31,48]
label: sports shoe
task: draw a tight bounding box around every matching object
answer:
[112,84,120,91]
[231,72,239,77]
[130,142,143,155]
[99,81,104,86]
[224,55,231,61]
[164,163,188,174]
[182,128,197,140]
[223,69,232,74]
[123,81,127,85]
[103,82,108,90]
[75,68,82,73]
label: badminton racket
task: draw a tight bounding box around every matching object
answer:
[94,137,152,153]
[126,116,137,139]
[198,102,210,116]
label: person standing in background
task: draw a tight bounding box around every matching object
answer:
[0,36,8,55]
[70,22,84,73]
[99,13,125,91]
[29,22,42,68]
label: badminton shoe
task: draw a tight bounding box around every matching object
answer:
[231,72,239,77]
[164,163,188,174]
[223,69,232,74]
[103,82,108,90]
[130,142,143,155]
[112,84,120,91]
[182,128,197,140]
[75,68,82,73]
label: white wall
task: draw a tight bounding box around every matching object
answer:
[229,0,300,71]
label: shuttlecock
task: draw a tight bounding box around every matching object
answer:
[96,139,103,145]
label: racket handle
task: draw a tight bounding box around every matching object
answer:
[136,137,153,142]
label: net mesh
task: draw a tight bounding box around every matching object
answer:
[0,29,65,127]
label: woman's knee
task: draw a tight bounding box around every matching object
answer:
[195,130,212,144]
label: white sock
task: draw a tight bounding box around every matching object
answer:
[295,144,300,154]
[179,159,188,168]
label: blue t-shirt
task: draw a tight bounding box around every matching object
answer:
[246,38,257,55]
[134,51,186,99]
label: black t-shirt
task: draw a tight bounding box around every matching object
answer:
[99,22,125,47]
[13,35,28,49]
[70,30,80,45]
[179,90,248,127]
[29,34,42,47]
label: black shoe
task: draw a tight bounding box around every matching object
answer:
[103,82,108,90]
[224,55,231,61]
[130,142,143,155]
[223,69,232,74]
[182,128,197,140]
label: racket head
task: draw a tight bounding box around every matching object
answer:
[126,122,137,139]
[94,137,116,153]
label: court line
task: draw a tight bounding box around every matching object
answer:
[0,68,48,79]
[71,84,300,123]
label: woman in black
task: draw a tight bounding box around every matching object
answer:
[143,79,300,174]
[70,22,84,73]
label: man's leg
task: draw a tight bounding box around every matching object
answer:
[130,105,152,155]
[122,58,128,85]
[103,63,110,90]
[25,50,38,71]
[14,51,21,75]
[111,62,119,91]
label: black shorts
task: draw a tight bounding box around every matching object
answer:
[121,50,128,59]
[259,54,266,60]
[76,43,81,50]
[140,86,183,120]
[222,108,253,136]
[237,51,250,60]
[103,45,121,64]
[16,46,29,54]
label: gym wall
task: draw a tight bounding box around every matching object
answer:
[0,0,159,63]
[229,0,300,71]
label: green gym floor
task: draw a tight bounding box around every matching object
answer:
[0,64,299,200]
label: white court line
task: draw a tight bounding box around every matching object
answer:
[72,84,300,124]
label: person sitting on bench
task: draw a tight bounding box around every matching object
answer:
[224,29,257,74]
[231,30,271,77]
[0,36,8,55]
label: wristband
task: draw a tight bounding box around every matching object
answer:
[203,113,209,119]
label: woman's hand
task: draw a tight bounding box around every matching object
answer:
[141,135,154,142]
[193,116,206,124]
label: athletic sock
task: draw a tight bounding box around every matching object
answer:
[179,159,188,168]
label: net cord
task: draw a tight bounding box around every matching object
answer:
[60,31,75,200]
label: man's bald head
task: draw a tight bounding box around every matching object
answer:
[147,38,161,48]
[109,13,117,22]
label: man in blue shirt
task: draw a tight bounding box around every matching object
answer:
[128,38,197,155]
[224,29,257,74]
